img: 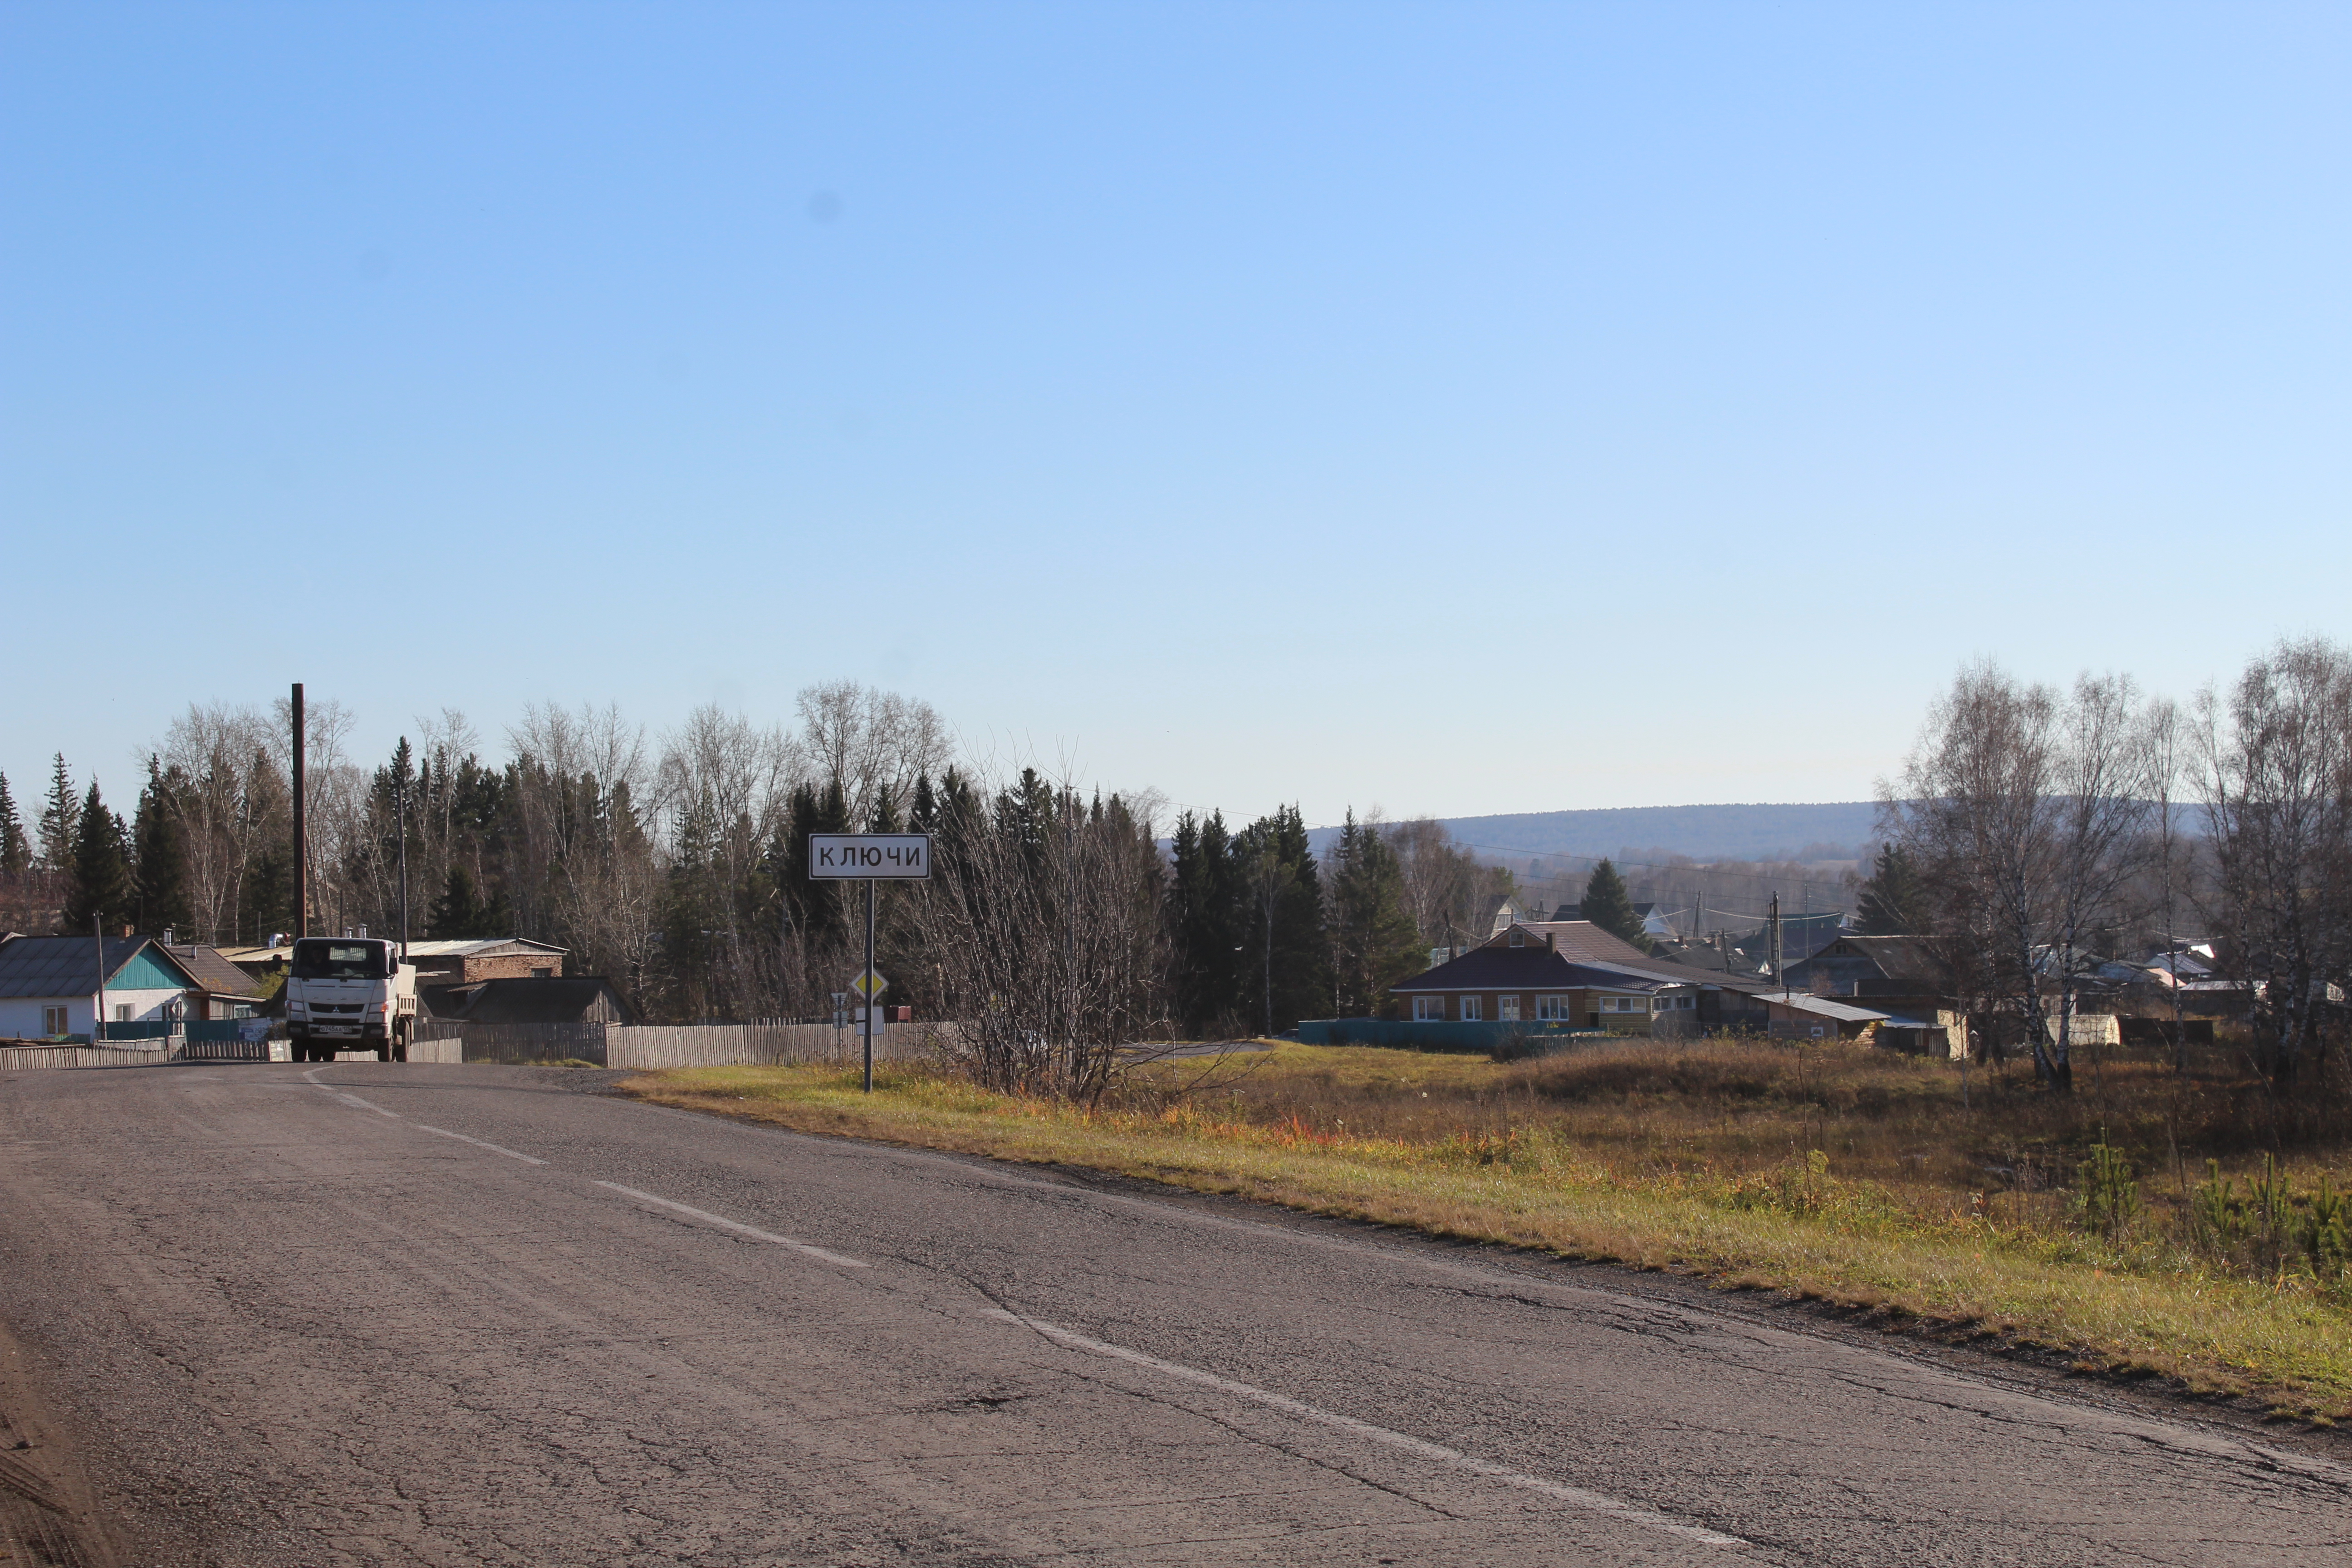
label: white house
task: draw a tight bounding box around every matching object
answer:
[0,935,205,1041]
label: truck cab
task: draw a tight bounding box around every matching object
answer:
[286,938,417,1063]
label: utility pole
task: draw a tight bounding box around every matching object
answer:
[1769,891,1784,995]
[92,914,108,1044]
[291,682,308,941]
[395,756,410,965]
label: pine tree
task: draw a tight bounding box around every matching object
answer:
[0,771,28,878]
[1232,804,1325,1035]
[64,780,134,932]
[242,843,295,945]
[1169,809,1245,1034]
[1327,812,1423,1016]
[427,864,486,939]
[1855,844,1929,936]
[1578,859,1651,951]
[38,755,78,873]
[134,759,193,937]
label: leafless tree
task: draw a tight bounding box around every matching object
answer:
[2194,637,2352,1092]
[796,681,950,828]
[916,774,1170,1101]
[157,703,280,943]
[2041,674,2160,1086]
[1889,662,2067,1080]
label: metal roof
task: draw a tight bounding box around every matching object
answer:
[398,938,568,959]
[0,935,201,999]
[163,945,270,998]
[1762,992,1893,1024]
[1392,947,1719,995]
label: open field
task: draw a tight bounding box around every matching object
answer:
[622,1036,2352,1419]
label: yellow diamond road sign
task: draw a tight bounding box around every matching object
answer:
[850,968,888,1001]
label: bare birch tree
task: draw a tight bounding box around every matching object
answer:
[2195,638,2352,1093]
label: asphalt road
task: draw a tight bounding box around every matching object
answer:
[0,1061,2347,1567]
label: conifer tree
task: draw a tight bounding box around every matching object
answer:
[427,864,486,939]
[38,754,78,873]
[134,759,193,936]
[1854,844,1929,936]
[1578,858,1651,951]
[64,780,134,932]
[1327,812,1424,1016]
[0,771,28,878]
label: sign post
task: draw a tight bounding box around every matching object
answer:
[808,833,932,1092]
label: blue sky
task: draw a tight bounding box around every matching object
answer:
[5,3,2347,829]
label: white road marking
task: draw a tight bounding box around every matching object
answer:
[334,1092,400,1117]
[594,1181,870,1267]
[984,1308,1750,1550]
[415,1125,547,1165]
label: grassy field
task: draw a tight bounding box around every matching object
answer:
[618,1036,2352,1420]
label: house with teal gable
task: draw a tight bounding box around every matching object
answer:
[0,935,206,1041]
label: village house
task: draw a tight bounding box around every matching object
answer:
[1388,921,1778,1035]
[401,937,569,987]
[0,934,207,1040]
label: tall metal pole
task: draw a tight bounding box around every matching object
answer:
[396,760,409,964]
[862,879,876,1093]
[93,914,108,1044]
[291,682,308,941]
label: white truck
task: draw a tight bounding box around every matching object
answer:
[286,937,418,1063]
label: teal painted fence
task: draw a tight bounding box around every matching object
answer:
[1293,1019,1612,1052]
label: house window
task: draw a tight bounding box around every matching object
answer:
[1680,995,1695,1009]
[115,1004,134,1023]
[1535,995,1570,1021]
[531,966,553,979]
[44,1006,69,1036]
[1498,995,1521,1022]
[1414,996,1443,1021]
[1460,995,1482,1021]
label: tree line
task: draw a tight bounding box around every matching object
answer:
[1878,637,2352,1119]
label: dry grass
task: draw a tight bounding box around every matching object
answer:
[620,1037,2352,1418]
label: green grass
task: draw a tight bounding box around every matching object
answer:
[621,1041,2352,1418]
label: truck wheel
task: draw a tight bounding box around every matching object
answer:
[392,1022,409,1063]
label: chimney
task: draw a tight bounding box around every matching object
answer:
[1545,931,1555,952]
[163,928,175,947]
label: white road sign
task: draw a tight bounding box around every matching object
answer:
[808,834,931,879]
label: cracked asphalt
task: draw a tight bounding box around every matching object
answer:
[1,1060,2347,1566]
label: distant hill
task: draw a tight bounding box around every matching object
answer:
[1306,803,1882,865]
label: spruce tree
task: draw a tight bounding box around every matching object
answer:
[0,771,28,878]
[134,759,193,937]
[1328,813,1424,1016]
[241,843,295,944]
[38,754,78,873]
[1855,844,1929,936]
[1578,859,1651,951]
[427,864,485,939]
[64,781,134,932]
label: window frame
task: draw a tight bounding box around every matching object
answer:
[1535,994,1570,1022]
[1497,994,1521,1022]
[1459,995,1482,1022]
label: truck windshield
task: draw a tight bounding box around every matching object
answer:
[292,941,390,980]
